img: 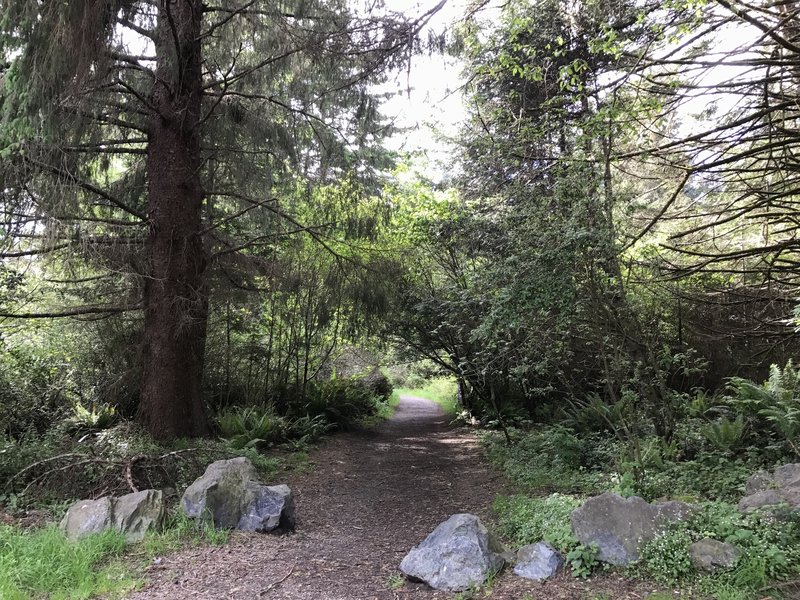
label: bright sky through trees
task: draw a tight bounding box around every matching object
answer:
[378,0,472,169]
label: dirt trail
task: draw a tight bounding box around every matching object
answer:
[127,396,654,599]
[128,396,501,599]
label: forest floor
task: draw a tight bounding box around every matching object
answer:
[124,396,664,600]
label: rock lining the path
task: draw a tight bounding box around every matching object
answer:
[689,538,740,571]
[181,457,294,532]
[237,482,295,532]
[400,513,506,591]
[739,463,800,512]
[513,542,563,581]
[571,492,695,565]
[60,489,165,543]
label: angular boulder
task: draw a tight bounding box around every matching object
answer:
[60,490,165,543]
[738,490,782,513]
[181,457,293,533]
[60,497,113,541]
[400,514,505,591]
[513,542,563,581]
[237,482,295,532]
[738,463,800,512]
[182,457,259,527]
[689,538,740,571]
[114,489,166,543]
[774,463,800,506]
[571,493,695,565]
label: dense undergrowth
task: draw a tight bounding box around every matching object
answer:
[485,361,800,599]
[1,373,392,509]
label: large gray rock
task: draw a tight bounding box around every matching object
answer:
[513,542,563,581]
[182,457,259,527]
[60,497,113,541]
[400,514,506,591]
[181,457,293,533]
[739,463,800,512]
[745,471,772,494]
[689,538,740,571]
[738,490,782,513]
[237,482,295,532]
[114,490,166,543]
[60,490,165,543]
[571,493,695,565]
[774,463,800,506]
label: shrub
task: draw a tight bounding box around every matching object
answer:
[302,379,379,428]
[216,405,286,449]
[565,392,636,435]
[566,542,600,578]
[283,414,333,447]
[725,361,800,458]
[701,415,745,453]
[657,454,752,502]
[671,416,713,460]
[637,501,800,597]
[359,368,393,402]
[403,372,427,390]
[689,502,800,581]
[0,340,71,439]
[483,426,608,493]
[640,527,694,584]
[64,402,118,434]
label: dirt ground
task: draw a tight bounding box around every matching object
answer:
[125,396,667,600]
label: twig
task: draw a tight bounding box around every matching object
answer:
[124,460,139,493]
[122,449,197,493]
[5,453,86,487]
[21,460,98,495]
[259,565,295,596]
[8,448,198,495]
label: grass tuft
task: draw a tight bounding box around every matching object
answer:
[0,524,136,599]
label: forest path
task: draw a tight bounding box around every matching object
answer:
[126,395,504,599]
[126,396,658,599]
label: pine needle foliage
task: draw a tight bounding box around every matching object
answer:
[0,0,437,438]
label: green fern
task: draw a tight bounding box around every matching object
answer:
[216,406,285,449]
[65,401,117,432]
[701,414,745,452]
[726,360,800,457]
[565,392,632,434]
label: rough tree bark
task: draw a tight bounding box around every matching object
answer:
[137,0,209,439]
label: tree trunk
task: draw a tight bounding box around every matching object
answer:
[138,0,209,440]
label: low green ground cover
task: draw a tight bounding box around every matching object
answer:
[0,525,133,599]
[487,425,800,598]
[0,506,241,600]
[484,362,800,598]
